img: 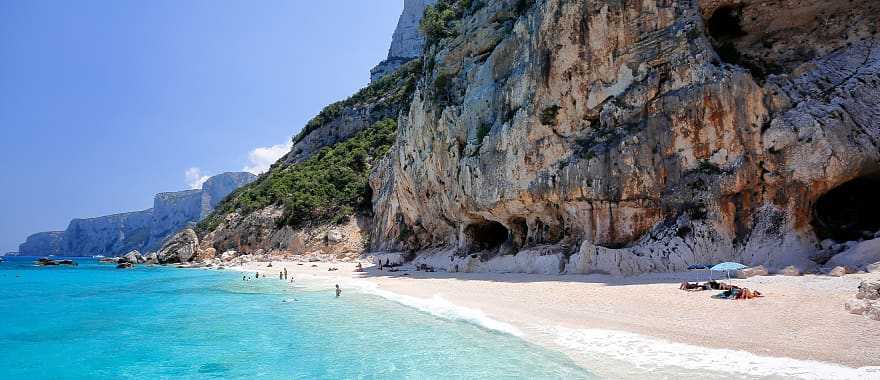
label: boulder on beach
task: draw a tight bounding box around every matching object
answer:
[846,299,871,315]
[866,307,880,321]
[157,229,200,264]
[857,280,880,301]
[737,265,769,278]
[827,238,880,271]
[846,280,880,321]
[220,250,238,262]
[780,266,802,276]
[828,266,848,277]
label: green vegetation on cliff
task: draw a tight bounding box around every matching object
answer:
[199,118,398,232]
[421,2,460,43]
[292,60,421,145]
[199,29,426,235]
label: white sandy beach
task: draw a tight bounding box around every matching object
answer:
[235,260,880,378]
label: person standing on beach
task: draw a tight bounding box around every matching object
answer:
[335,284,341,297]
[283,268,288,280]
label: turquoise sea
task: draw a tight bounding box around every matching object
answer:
[0,257,593,379]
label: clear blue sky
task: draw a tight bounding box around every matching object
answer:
[0,0,404,253]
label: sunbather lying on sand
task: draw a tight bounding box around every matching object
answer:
[680,282,704,291]
[714,287,763,300]
[679,280,725,291]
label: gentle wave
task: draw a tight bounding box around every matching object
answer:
[551,326,880,380]
[351,281,524,337]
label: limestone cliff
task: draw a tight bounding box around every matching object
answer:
[145,189,203,252]
[371,0,436,82]
[369,0,880,275]
[62,210,155,257]
[18,172,255,257]
[18,231,64,257]
[197,0,880,275]
[145,172,257,252]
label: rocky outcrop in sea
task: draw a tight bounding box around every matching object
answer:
[18,172,255,257]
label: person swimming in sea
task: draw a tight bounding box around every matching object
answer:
[335,284,341,297]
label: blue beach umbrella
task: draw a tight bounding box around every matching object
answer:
[710,262,747,283]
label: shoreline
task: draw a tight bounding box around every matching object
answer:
[231,260,880,378]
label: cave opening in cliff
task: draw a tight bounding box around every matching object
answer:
[812,174,880,242]
[464,220,509,252]
[705,5,753,75]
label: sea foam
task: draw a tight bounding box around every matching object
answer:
[351,278,880,379]
[551,326,880,380]
[352,281,524,337]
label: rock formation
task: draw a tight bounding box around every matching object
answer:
[369,0,880,275]
[201,207,370,262]
[157,229,201,264]
[371,0,436,82]
[827,238,880,272]
[144,252,159,264]
[18,172,255,257]
[62,210,154,259]
[846,280,880,321]
[198,0,880,276]
[18,231,64,257]
[121,250,144,264]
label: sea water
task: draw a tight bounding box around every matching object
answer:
[0,257,592,379]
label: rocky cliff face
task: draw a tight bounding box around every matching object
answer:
[196,0,879,275]
[371,0,436,82]
[200,172,257,215]
[62,210,155,257]
[18,231,64,257]
[19,172,255,257]
[370,0,880,275]
[146,189,204,252]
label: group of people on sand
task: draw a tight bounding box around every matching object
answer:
[378,259,401,272]
[679,280,763,300]
[279,268,288,280]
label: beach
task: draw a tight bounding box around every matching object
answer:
[239,260,880,378]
